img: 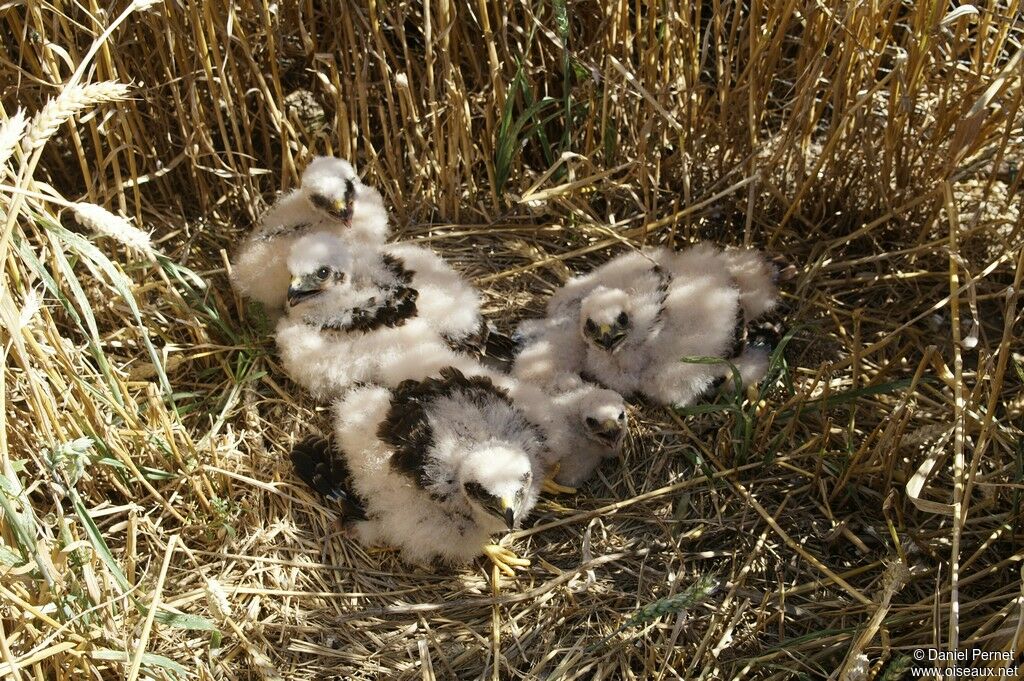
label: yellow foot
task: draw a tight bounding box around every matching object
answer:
[337,523,360,540]
[366,545,398,556]
[482,543,530,577]
[541,463,577,495]
[541,477,577,495]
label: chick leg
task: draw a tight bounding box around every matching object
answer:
[482,543,530,577]
[541,463,577,495]
[336,523,360,540]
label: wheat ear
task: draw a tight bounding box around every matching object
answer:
[71,202,154,256]
[23,81,130,152]
[0,109,27,169]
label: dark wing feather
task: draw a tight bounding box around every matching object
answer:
[381,367,515,488]
[320,253,418,333]
[745,318,784,351]
[290,437,368,521]
[380,253,415,285]
[724,272,785,359]
[483,327,518,363]
[650,264,673,327]
[317,285,419,334]
[444,321,517,368]
[726,302,747,359]
[345,285,419,332]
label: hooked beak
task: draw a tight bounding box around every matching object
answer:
[594,325,628,352]
[481,495,516,530]
[309,192,354,224]
[465,481,518,531]
[287,276,324,307]
[590,418,624,447]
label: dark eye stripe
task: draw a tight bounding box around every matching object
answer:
[464,481,489,502]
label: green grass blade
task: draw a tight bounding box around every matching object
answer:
[0,474,34,561]
[16,233,125,407]
[70,489,132,593]
[43,219,173,399]
[154,610,219,631]
[90,648,188,677]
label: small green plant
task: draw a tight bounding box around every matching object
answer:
[593,572,720,650]
[209,495,238,540]
[880,654,911,681]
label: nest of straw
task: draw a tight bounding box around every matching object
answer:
[1,2,1022,679]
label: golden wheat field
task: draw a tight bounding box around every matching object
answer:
[1,1,1023,679]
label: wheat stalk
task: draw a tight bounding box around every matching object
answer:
[0,109,26,169]
[22,81,130,152]
[70,202,153,256]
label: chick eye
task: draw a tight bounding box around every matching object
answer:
[316,266,330,280]
[585,417,598,427]
[584,319,597,332]
[617,311,629,325]
[618,411,625,421]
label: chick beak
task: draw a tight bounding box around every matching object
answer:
[595,325,626,352]
[287,276,323,307]
[309,193,352,223]
[476,493,517,530]
[593,418,623,446]
[503,502,516,531]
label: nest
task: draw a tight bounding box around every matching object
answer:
[1,1,1022,679]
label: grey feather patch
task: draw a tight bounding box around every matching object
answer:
[254,221,312,242]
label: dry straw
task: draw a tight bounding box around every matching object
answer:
[0,1,1022,679]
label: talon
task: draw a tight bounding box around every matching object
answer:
[542,477,577,495]
[540,463,577,495]
[366,545,397,556]
[482,543,530,577]
[338,524,359,540]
